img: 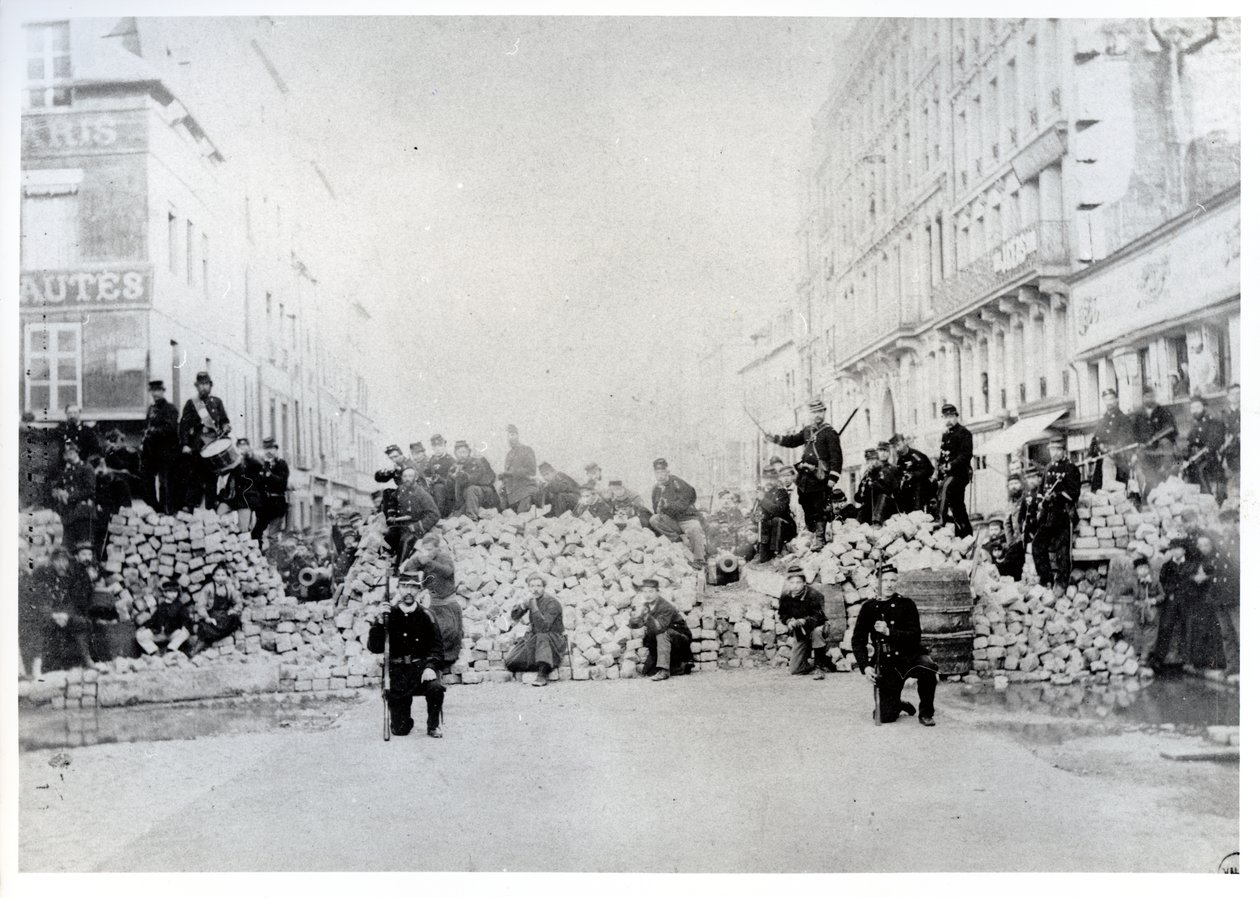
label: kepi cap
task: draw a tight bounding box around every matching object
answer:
[652,457,668,470]
[941,403,959,416]
[194,371,213,385]
[147,379,165,391]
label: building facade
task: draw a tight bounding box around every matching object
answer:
[18,17,381,523]
[794,17,1239,514]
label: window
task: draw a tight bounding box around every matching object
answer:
[168,210,179,273]
[186,220,195,285]
[201,233,209,298]
[25,322,81,414]
[1168,334,1190,398]
[24,22,72,108]
[21,170,81,268]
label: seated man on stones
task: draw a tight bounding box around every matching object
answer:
[450,440,500,520]
[852,564,938,726]
[505,572,567,687]
[400,533,463,673]
[193,564,243,652]
[537,462,583,517]
[778,564,835,680]
[135,580,193,657]
[384,465,441,567]
[608,479,651,527]
[629,578,694,681]
[648,457,706,565]
[576,485,614,522]
[29,546,95,677]
[368,579,447,738]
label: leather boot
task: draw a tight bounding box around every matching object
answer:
[426,691,444,738]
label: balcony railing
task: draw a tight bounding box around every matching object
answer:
[834,295,928,369]
[933,220,1069,318]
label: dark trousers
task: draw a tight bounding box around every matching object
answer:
[1031,529,1071,589]
[876,653,937,722]
[58,504,95,549]
[197,613,241,647]
[458,484,498,517]
[996,545,1026,580]
[1214,605,1240,673]
[742,516,796,563]
[181,453,219,511]
[936,476,971,537]
[1151,598,1187,667]
[897,481,933,516]
[798,489,828,536]
[1185,459,1226,505]
[430,479,454,517]
[642,629,692,676]
[142,455,177,514]
[42,618,95,670]
[505,632,566,672]
[387,661,446,734]
[251,498,288,542]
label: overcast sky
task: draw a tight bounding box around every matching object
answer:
[157,16,856,490]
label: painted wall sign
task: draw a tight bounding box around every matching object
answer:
[1073,200,1240,353]
[22,110,148,157]
[20,264,152,307]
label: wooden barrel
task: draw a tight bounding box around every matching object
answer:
[815,583,848,643]
[896,568,974,675]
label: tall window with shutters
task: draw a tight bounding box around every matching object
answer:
[25,322,82,415]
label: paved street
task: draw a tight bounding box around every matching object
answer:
[19,671,1237,872]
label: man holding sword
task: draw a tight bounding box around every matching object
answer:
[764,399,844,551]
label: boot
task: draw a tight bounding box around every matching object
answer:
[650,670,670,681]
[812,648,828,680]
[426,692,444,738]
[899,701,916,718]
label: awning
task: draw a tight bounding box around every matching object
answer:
[978,408,1068,458]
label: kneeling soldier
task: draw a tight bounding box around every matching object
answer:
[852,564,939,726]
[778,565,834,680]
[629,578,694,681]
[505,572,567,686]
[368,581,446,738]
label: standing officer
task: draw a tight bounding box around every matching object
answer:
[1088,388,1133,491]
[934,403,973,538]
[765,398,843,551]
[1031,436,1080,589]
[889,433,934,515]
[367,580,446,738]
[1131,386,1178,497]
[252,437,290,545]
[1182,394,1226,503]
[851,564,938,726]
[178,372,231,511]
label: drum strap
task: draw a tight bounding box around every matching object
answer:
[193,398,216,433]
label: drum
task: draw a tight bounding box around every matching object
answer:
[200,438,241,472]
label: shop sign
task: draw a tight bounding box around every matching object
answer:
[992,226,1039,275]
[1073,201,1240,353]
[20,265,152,308]
[22,110,148,157]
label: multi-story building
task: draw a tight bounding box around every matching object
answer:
[18,17,381,524]
[795,17,1239,514]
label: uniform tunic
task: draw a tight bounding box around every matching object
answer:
[1089,406,1133,489]
[746,486,796,562]
[768,422,843,537]
[894,446,935,514]
[851,593,937,722]
[1030,458,1080,590]
[540,471,582,517]
[400,548,462,666]
[367,603,446,733]
[1184,411,1226,499]
[502,444,539,509]
[936,423,974,538]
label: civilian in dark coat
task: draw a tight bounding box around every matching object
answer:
[52,404,101,463]
[49,442,97,547]
[29,549,95,675]
[629,580,693,680]
[1151,540,1193,670]
[778,566,833,678]
[649,459,706,563]
[368,583,447,737]
[135,580,193,656]
[500,425,538,512]
[505,573,567,685]
[141,380,181,514]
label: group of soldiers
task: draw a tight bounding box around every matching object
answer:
[371,424,714,569]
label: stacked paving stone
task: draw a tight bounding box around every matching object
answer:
[1075,476,1222,556]
[19,508,64,565]
[969,556,1142,685]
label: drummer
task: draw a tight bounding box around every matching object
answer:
[178,371,232,511]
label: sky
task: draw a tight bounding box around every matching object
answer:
[17,13,856,493]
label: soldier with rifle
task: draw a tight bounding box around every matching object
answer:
[368,578,446,739]
[889,433,934,515]
[1220,383,1241,499]
[765,398,844,551]
[852,564,938,726]
[741,464,796,563]
[1088,388,1133,491]
[855,442,898,525]
[933,403,973,538]
[1030,436,1080,590]
[1131,387,1178,497]
[1182,393,1226,503]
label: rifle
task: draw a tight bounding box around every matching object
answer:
[872,546,885,726]
[1076,426,1175,468]
[382,575,392,742]
[1179,445,1213,475]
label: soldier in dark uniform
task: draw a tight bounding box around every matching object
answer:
[49,442,97,548]
[576,485,615,522]
[1182,394,1226,503]
[537,462,583,517]
[608,479,652,528]
[1088,387,1133,491]
[450,440,500,519]
[52,403,101,464]
[1019,466,1044,565]
[427,434,457,517]
[252,437,291,545]
[766,398,843,550]
[1131,386,1178,498]
[743,465,796,563]
[374,444,419,489]
[1031,436,1080,590]
[1220,383,1241,499]
[500,424,539,513]
[889,433,934,515]
[704,489,745,554]
[384,466,440,567]
[854,448,878,524]
[998,471,1027,580]
[367,581,447,738]
[852,564,938,726]
[857,442,898,525]
[178,371,231,511]
[934,403,973,538]
[29,547,96,676]
[141,380,181,514]
[778,565,834,679]
[629,579,693,681]
[649,458,706,563]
